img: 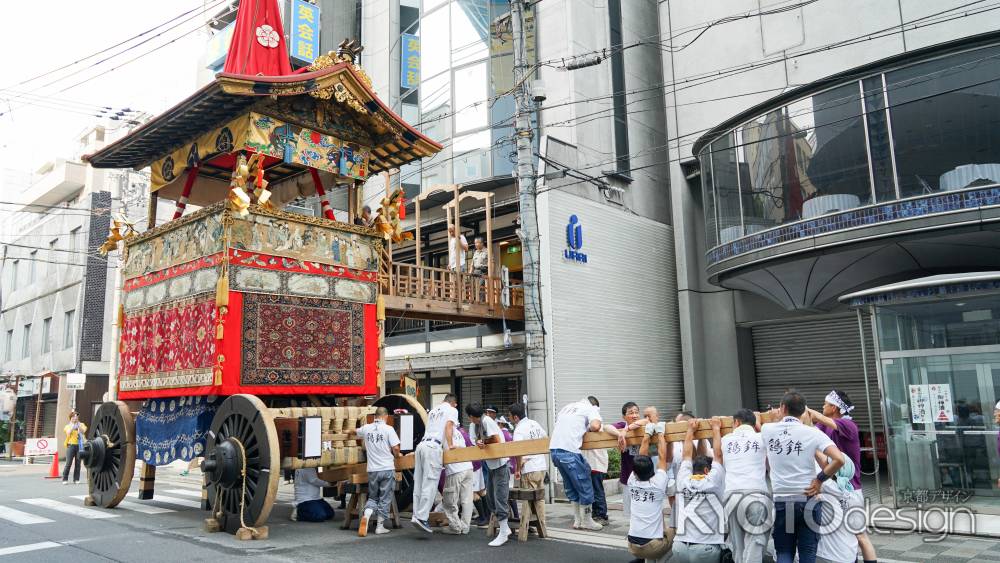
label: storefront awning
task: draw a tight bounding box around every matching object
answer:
[385,345,525,373]
[841,272,1000,307]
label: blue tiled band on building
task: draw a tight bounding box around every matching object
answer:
[707,185,1000,265]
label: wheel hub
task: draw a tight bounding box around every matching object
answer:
[80,435,107,470]
[203,438,243,489]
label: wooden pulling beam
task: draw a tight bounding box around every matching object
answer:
[319,417,735,480]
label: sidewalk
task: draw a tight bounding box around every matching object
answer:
[540,493,1000,563]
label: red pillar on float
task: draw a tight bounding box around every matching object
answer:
[173,166,199,220]
[310,168,336,221]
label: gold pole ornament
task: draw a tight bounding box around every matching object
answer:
[373,188,413,244]
[99,214,139,255]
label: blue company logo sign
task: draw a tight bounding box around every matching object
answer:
[564,215,588,263]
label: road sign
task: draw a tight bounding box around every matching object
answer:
[66,373,86,391]
[25,437,57,456]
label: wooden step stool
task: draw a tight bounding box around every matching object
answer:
[341,472,402,531]
[487,487,546,542]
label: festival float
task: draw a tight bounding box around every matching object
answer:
[80,0,447,538]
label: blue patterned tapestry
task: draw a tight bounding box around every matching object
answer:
[135,396,218,466]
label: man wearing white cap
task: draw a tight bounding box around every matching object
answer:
[807,389,876,563]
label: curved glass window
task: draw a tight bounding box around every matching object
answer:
[699,43,1000,249]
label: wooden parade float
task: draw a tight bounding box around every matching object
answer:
[77,15,517,532]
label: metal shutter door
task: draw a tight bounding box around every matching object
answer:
[42,400,59,437]
[751,314,881,432]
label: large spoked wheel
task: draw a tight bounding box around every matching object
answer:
[203,395,279,534]
[373,394,428,512]
[82,401,136,508]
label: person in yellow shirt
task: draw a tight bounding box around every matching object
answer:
[63,411,87,484]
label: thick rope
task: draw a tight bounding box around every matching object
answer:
[232,438,260,537]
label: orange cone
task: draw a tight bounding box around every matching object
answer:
[45,452,60,479]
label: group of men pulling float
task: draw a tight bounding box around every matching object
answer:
[285,388,877,563]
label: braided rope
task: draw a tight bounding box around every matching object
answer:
[232,437,260,537]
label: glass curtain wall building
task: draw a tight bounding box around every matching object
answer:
[400,0,534,198]
[698,43,1000,247]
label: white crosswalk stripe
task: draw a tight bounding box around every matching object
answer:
[163,488,201,498]
[125,492,201,508]
[164,487,294,504]
[0,541,62,556]
[0,505,55,525]
[17,498,118,520]
[69,496,175,515]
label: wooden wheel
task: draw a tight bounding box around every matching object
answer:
[373,394,428,512]
[82,401,136,508]
[203,394,280,534]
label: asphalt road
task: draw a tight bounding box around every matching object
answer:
[0,463,624,563]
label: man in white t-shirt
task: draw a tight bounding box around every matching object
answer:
[762,391,845,563]
[549,396,604,531]
[350,407,402,537]
[508,402,548,522]
[721,409,770,563]
[466,402,512,546]
[674,417,727,562]
[441,425,475,535]
[816,455,864,563]
[448,226,468,272]
[625,424,674,563]
[413,394,459,533]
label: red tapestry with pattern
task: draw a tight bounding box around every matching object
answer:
[240,293,366,386]
[119,296,217,393]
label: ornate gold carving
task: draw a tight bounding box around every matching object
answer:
[373,188,413,244]
[99,215,139,255]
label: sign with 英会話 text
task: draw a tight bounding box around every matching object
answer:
[401,33,420,90]
[290,0,321,65]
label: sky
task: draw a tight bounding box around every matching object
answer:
[0,1,221,176]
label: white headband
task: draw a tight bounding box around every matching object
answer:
[826,391,855,416]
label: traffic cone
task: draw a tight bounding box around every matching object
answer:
[45,452,60,479]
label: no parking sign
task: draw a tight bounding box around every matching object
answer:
[25,437,57,456]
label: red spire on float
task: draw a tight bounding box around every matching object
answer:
[223,0,293,76]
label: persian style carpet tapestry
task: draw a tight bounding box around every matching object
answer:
[135,396,218,466]
[119,296,217,393]
[240,293,366,386]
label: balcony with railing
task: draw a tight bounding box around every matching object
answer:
[381,262,524,322]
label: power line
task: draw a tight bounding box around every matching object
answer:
[409,0,996,136]
[0,1,224,93]
[536,69,1000,196]
[3,2,233,117]
[2,0,227,108]
[552,47,1000,177]
[2,242,106,258]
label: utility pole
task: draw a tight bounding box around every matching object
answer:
[510,0,550,431]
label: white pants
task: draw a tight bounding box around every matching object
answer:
[413,440,443,521]
[727,493,771,563]
[443,469,474,533]
[672,542,722,563]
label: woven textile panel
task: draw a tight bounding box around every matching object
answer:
[119,295,218,392]
[240,293,367,386]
